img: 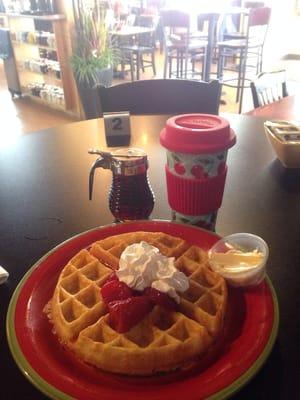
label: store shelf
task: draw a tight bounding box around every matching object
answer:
[21,86,65,111]
[4,11,78,114]
[0,12,65,21]
[18,67,62,85]
[12,40,57,52]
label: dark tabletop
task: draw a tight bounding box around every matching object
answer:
[1,114,300,399]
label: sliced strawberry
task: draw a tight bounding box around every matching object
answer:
[103,272,118,284]
[101,279,134,305]
[144,287,178,311]
[108,296,153,333]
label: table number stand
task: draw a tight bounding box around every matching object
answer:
[103,112,131,147]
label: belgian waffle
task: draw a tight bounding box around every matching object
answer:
[47,231,227,375]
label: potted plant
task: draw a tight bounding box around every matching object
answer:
[71,0,117,119]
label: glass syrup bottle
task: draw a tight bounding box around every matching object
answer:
[89,148,154,222]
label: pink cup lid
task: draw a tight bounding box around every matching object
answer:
[160,114,236,154]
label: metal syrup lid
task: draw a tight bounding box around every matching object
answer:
[110,148,148,175]
[88,148,148,176]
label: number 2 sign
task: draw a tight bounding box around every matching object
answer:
[103,112,131,147]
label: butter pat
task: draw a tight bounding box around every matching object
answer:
[208,233,269,287]
[210,249,263,270]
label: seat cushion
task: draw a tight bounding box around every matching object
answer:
[217,39,247,48]
[120,45,154,53]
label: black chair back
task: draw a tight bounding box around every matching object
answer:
[98,79,222,115]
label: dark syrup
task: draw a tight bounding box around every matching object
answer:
[109,173,155,221]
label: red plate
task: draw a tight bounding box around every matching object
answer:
[7,221,279,400]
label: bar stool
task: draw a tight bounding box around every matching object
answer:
[160,9,208,80]
[217,7,271,113]
[191,13,220,82]
[119,15,159,80]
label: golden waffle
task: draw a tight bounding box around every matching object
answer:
[89,231,190,269]
[47,231,227,375]
[50,249,111,342]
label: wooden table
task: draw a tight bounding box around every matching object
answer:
[246,95,300,120]
[110,25,154,37]
[1,114,300,399]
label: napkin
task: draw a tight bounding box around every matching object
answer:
[0,266,9,284]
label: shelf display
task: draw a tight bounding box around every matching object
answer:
[26,82,64,107]
[0,11,78,114]
[2,0,56,15]
[20,58,61,78]
[11,30,56,47]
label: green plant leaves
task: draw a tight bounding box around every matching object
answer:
[70,0,119,85]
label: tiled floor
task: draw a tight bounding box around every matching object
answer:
[0,49,299,139]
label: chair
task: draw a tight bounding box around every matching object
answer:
[219,9,247,42]
[160,10,208,80]
[97,79,222,116]
[190,13,220,82]
[250,70,289,108]
[217,7,271,113]
[222,3,265,41]
[118,15,159,81]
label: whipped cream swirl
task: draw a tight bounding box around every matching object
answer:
[116,241,189,303]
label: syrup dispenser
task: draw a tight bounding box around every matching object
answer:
[89,148,154,222]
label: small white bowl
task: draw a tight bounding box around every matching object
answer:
[208,233,269,287]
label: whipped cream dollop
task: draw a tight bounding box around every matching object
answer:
[116,241,189,303]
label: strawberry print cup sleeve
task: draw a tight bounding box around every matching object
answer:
[160,114,236,231]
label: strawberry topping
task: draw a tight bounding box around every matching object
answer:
[108,297,154,333]
[144,287,178,311]
[101,276,180,333]
[101,279,134,305]
[103,272,118,284]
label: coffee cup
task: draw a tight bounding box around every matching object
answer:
[160,114,236,231]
